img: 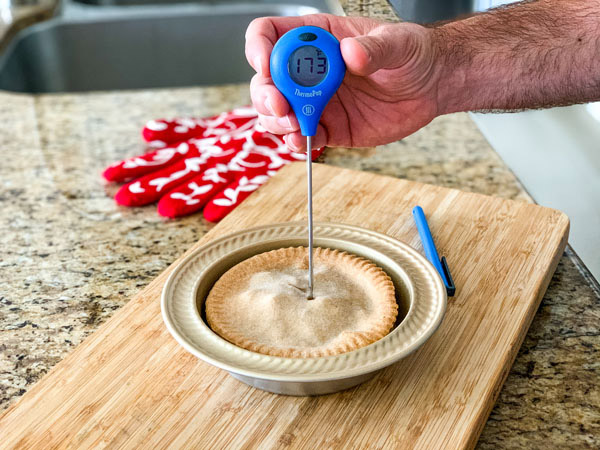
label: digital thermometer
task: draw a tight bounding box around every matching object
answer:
[270,26,346,299]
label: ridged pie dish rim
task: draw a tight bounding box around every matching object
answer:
[161,222,447,382]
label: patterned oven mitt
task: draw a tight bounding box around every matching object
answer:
[103,107,322,222]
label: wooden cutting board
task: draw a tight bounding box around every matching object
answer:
[0,163,569,449]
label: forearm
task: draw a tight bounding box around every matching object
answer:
[433,0,600,114]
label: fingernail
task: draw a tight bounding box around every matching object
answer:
[286,135,298,150]
[265,96,276,115]
[253,56,262,76]
[276,115,293,129]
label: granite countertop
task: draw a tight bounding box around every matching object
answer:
[1,0,599,447]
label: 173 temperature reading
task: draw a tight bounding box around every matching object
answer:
[288,46,329,87]
[296,55,327,75]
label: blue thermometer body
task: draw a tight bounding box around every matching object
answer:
[270,26,346,137]
[269,26,346,299]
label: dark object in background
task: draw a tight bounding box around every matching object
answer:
[388,0,479,23]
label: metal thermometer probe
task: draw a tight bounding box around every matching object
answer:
[270,26,346,299]
[305,134,314,297]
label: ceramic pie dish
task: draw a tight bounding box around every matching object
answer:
[161,222,447,396]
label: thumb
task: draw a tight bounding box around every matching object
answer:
[340,25,414,76]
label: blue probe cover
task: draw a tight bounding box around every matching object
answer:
[270,26,346,137]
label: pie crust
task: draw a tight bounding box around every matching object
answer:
[205,247,398,358]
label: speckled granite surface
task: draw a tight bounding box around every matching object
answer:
[0,0,599,448]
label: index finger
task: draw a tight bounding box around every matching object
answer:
[244,14,334,77]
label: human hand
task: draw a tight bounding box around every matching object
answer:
[103,107,322,221]
[245,14,442,151]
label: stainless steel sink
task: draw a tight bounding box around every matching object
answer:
[387,0,483,23]
[0,0,341,93]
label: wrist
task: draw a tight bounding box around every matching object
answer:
[430,24,470,115]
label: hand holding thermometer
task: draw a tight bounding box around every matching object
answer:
[270,26,346,299]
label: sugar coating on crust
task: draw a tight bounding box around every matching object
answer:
[205,247,397,358]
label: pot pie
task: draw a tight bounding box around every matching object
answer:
[205,247,398,358]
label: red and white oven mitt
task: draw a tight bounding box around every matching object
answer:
[103,107,322,222]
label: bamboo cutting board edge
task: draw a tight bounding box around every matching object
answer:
[0,163,570,449]
[464,223,568,450]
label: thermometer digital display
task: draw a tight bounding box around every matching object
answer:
[288,46,328,87]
